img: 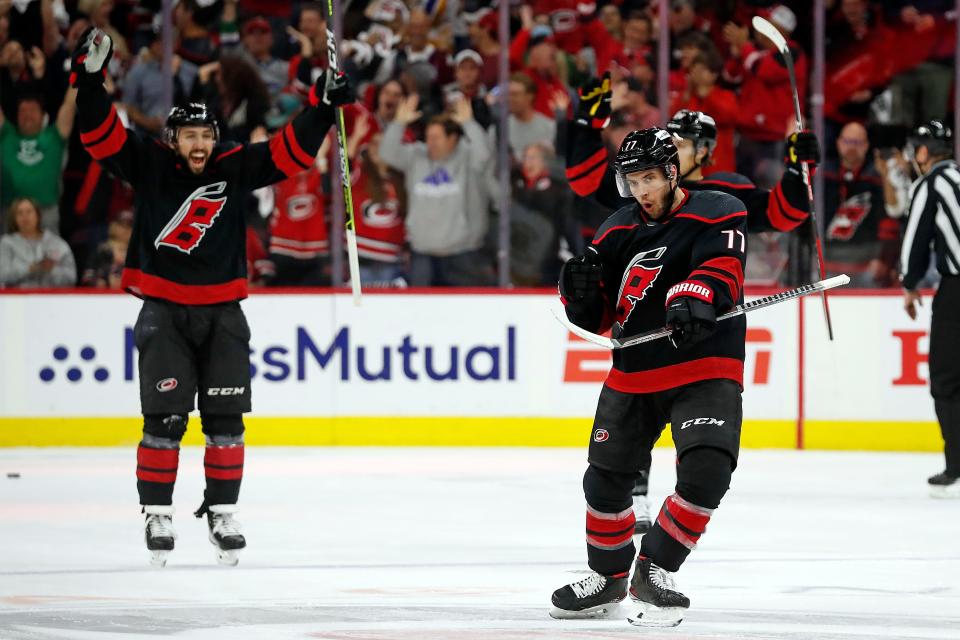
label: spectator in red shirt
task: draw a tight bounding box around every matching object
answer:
[725,5,807,188]
[670,51,737,174]
[509,18,567,119]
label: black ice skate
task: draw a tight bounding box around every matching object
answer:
[144,505,176,567]
[199,504,246,565]
[632,494,651,535]
[928,471,960,498]
[549,572,628,619]
[626,555,689,627]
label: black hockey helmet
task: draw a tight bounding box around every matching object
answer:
[613,128,680,197]
[163,103,220,146]
[908,119,953,157]
[667,110,718,153]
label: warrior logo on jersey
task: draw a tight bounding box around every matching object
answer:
[155,182,228,254]
[827,191,871,241]
[362,200,400,227]
[615,247,666,327]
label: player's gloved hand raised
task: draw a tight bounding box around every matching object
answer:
[574,72,612,130]
[785,130,820,170]
[560,247,603,303]
[665,296,716,349]
[311,69,356,107]
[70,27,113,87]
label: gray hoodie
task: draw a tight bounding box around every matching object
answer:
[379,119,491,256]
[0,231,77,288]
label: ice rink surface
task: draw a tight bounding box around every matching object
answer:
[0,446,958,640]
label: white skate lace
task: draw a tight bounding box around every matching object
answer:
[212,513,242,538]
[146,514,174,539]
[570,573,607,599]
[648,563,677,591]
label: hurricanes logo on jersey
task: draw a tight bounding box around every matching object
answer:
[615,247,666,326]
[362,200,400,228]
[155,182,228,254]
[827,191,871,241]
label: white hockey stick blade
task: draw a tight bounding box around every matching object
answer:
[345,228,362,306]
[751,16,788,53]
[550,275,850,351]
[551,306,616,348]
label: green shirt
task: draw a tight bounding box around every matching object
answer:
[0,120,66,208]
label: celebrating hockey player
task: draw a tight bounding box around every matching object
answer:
[550,128,747,627]
[566,74,819,532]
[70,28,355,566]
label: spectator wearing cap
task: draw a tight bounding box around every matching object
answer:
[492,73,557,164]
[123,29,198,136]
[240,16,289,102]
[464,7,501,89]
[822,121,901,287]
[724,4,807,188]
[380,93,494,286]
[0,89,77,233]
[444,49,492,130]
[669,50,737,174]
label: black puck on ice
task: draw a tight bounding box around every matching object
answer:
[6,472,20,478]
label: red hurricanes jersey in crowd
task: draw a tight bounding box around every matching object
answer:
[351,164,404,263]
[269,165,330,259]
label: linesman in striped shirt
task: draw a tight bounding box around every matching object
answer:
[900,120,960,498]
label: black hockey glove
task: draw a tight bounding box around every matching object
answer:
[560,247,603,303]
[665,296,716,349]
[70,27,113,88]
[309,69,357,108]
[574,72,612,130]
[785,130,820,171]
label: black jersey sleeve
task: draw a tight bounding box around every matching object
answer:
[216,101,336,189]
[672,198,747,313]
[564,122,628,210]
[76,80,148,187]
[699,169,809,233]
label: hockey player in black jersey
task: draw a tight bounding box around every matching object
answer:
[567,74,821,233]
[71,29,355,566]
[566,75,819,532]
[549,128,747,627]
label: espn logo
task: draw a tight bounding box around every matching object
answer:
[562,328,773,384]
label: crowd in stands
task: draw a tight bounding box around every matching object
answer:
[0,0,955,290]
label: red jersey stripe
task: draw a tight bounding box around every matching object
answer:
[605,357,744,393]
[122,269,248,305]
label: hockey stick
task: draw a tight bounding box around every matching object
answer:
[552,274,850,350]
[325,0,363,306]
[751,16,834,340]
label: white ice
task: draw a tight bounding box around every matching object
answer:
[1,447,958,639]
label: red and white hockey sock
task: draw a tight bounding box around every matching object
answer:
[136,444,179,505]
[204,444,244,505]
[640,493,714,572]
[586,505,636,577]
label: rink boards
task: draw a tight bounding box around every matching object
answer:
[0,289,941,450]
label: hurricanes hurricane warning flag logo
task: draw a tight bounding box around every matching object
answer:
[155,182,228,254]
[615,247,666,326]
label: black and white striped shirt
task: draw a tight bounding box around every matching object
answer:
[900,160,960,290]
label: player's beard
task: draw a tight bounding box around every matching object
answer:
[639,184,677,220]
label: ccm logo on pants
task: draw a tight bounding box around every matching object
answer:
[207,387,246,396]
[680,417,725,429]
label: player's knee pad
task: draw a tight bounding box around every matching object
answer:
[143,414,188,442]
[200,414,245,438]
[583,464,635,512]
[675,446,734,509]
